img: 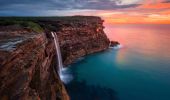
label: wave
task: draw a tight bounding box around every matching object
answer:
[109,44,123,50]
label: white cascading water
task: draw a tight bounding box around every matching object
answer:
[111,44,123,49]
[51,32,63,74]
[51,32,73,84]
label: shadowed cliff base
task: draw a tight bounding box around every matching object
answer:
[65,80,119,100]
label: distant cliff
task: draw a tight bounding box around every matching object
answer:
[39,16,110,65]
[0,16,110,100]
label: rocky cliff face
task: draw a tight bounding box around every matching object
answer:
[39,16,110,65]
[0,27,69,100]
[0,16,110,100]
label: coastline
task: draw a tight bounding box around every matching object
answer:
[0,16,119,100]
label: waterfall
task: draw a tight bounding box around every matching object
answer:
[51,32,63,74]
[51,32,73,84]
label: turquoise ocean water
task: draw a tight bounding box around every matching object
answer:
[65,24,170,100]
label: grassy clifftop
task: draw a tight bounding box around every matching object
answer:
[0,16,101,33]
[0,19,43,33]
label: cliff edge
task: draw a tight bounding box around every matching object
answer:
[0,26,69,100]
[0,16,110,100]
[39,16,110,65]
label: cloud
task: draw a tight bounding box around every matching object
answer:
[148,14,170,19]
[115,0,143,5]
[0,0,141,16]
[162,0,170,3]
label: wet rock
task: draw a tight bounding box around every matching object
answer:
[109,41,120,47]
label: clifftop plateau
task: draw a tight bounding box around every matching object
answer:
[0,16,113,100]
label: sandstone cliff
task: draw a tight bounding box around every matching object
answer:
[0,16,110,100]
[0,27,69,100]
[39,16,110,65]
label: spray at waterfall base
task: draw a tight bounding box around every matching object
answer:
[51,32,73,84]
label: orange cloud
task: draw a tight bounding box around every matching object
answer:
[103,11,170,24]
[160,9,170,14]
[60,1,170,24]
[139,3,170,9]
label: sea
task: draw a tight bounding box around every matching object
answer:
[64,24,170,100]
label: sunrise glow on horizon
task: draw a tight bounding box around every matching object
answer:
[1,0,170,24]
[74,1,170,24]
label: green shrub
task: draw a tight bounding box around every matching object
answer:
[23,21,43,33]
[0,19,43,33]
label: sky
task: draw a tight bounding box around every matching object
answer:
[0,0,170,24]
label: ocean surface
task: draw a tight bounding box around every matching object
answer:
[64,24,170,100]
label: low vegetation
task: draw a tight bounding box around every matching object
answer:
[0,18,43,33]
[0,16,100,33]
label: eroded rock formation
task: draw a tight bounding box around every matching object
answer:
[0,27,69,100]
[39,16,110,65]
[110,41,120,47]
[0,16,111,100]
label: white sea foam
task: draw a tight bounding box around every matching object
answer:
[73,57,85,63]
[109,44,123,50]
